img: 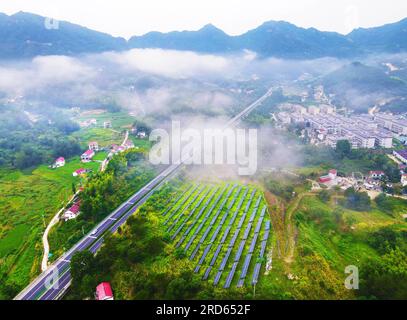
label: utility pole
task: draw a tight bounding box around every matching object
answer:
[41,213,46,228]
[253,284,256,298]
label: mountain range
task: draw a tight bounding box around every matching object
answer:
[1,11,407,59]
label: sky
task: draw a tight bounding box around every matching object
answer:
[0,0,406,39]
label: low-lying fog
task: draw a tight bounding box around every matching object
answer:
[1,49,406,175]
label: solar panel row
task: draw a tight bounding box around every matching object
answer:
[183,185,230,251]
[251,222,271,285]
[171,187,214,240]
[202,188,247,281]
[215,189,256,287]
[166,185,207,232]
[163,184,200,225]
[237,212,265,287]
[189,185,237,259]
[175,186,220,248]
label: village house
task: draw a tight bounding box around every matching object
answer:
[319,169,338,186]
[88,141,99,151]
[62,201,81,221]
[364,178,381,190]
[72,168,86,177]
[111,144,126,154]
[103,121,112,129]
[137,131,147,139]
[95,282,114,301]
[369,171,386,180]
[81,149,95,162]
[54,157,65,168]
[401,174,407,187]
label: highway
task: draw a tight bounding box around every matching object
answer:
[14,88,272,300]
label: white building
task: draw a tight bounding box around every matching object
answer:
[88,141,99,151]
[54,157,65,168]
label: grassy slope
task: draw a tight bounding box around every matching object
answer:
[257,192,407,300]
[0,110,136,298]
[0,158,100,296]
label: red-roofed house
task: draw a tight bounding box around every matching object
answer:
[73,168,86,177]
[369,171,385,179]
[95,282,114,301]
[54,157,65,168]
[319,176,332,184]
[63,201,81,221]
[81,149,95,162]
[328,169,337,179]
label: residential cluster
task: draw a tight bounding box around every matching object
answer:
[276,104,407,149]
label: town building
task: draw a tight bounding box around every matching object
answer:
[393,149,407,164]
[95,282,114,301]
[308,105,320,115]
[81,150,95,162]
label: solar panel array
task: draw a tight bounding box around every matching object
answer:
[160,183,271,289]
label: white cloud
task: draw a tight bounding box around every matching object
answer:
[103,49,230,79]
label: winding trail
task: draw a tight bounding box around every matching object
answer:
[41,191,80,271]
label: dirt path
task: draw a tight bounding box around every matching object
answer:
[101,130,129,172]
[265,190,315,271]
[41,191,80,271]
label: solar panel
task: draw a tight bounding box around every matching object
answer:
[248,234,259,253]
[214,271,222,286]
[234,240,245,262]
[219,247,233,271]
[202,266,212,280]
[251,263,261,285]
[254,216,264,234]
[224,262,238,289]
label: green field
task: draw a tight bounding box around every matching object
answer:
[0,156,101,298]
[74,111,136,130]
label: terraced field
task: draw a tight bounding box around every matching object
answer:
[159,182,272,289]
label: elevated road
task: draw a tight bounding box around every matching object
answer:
[15,88,272,300]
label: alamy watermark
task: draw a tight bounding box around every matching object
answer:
[344,265,359,290]
[44,17,59,30]
[149,121,258,176]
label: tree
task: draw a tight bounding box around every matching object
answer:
[70,251,97,298]
[318,190,331,202]
[343,188,371,211]
[360,248,407,300]
[336,140,351,159]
